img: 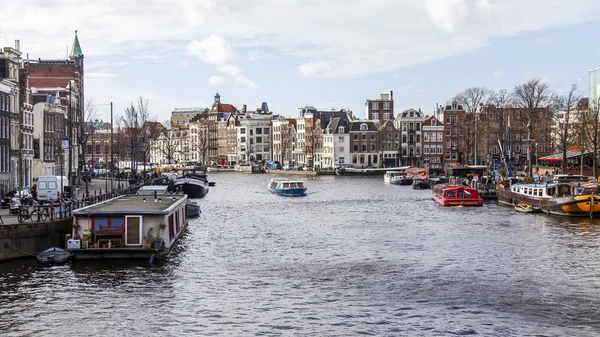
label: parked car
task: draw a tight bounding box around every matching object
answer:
[282,165,296,171]
[1,188,33,209]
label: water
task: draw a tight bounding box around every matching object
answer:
[2,173,600,336]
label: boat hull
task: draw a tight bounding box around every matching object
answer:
[268,187,307,196]
[37,247,71,265]
[175,179,209,198]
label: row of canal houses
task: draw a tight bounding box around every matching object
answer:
[149,92,466,174]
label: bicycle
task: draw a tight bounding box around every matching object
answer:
[17,204,44,223]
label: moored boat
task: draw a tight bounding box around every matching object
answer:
[514,202,540,213]
[175,167,209,198]
[37,247,71,265]
[336,166,410,176]
[137,185,200,217]
[432,183,483,206]
[68,194,189,260]
[412,178,430,189]
[384,170,412,185]
[268,178,307,196]
[497,179,600,217]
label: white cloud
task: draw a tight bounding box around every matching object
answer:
[187,35,237,66]
[87,72,119,78]
[208,75,225,85]
[217,65,242,76]
[493,69,506,78]
[235,75,258,89]
[4,0,599,81]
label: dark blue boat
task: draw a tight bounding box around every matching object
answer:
[268,178,307,196]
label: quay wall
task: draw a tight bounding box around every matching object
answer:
[0,218,72,261]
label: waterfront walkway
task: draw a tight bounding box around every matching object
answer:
[0,178,130,226]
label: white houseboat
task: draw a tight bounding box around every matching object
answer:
[68,194,189,260]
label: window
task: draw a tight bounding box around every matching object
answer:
[353,134,358,141]
[353,145,358,151]
[416,124,421,131]
[383,113,390,120]
[256,137,262,144]
[241,137,246,143]
[338,157,345,164]
[96,143,100,155]
[362,145,366,152]
[372,113,379,120]
[240,128,246,134]
[383,102,391,110]
[339,127,345,133]
[360,123,368,131]
[256,128,262,135]
[372,102,379,110]
[445,116,450,124]
[370,144,375,152]
[352,156,357,164]
[263,128,270,134]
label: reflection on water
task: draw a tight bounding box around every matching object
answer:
[1,173,600,336]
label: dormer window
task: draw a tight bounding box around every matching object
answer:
[360,123,368,131]
[339,126,345,133]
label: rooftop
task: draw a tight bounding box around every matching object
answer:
[73,194,187,216]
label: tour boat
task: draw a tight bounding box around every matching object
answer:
[268,178,307,196]
[37,247,71,265]
[68,194,189,260]
[383,170,412,185]
[432,183,483,206]
[497,179,600,217]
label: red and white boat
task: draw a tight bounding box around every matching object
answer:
[432,183,483,207]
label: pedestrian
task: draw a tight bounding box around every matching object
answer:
[31,182,37,200]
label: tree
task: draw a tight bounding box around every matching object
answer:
[454,87,493,164]
[198,120,209,165]
[579,98,600,178]
[76,98,98,183]
[512,79,553,176]
[553,83,582,172]
[121,97,158,174]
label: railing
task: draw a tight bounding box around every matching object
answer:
[18,183,144,222]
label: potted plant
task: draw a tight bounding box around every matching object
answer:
[144,228,155,249]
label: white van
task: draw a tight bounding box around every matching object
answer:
[36,176,69,202]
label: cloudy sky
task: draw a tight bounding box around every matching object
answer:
[2,0,600,123]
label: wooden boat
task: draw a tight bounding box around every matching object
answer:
[68,194,189,260]
[37,247,71,265]
[497,178,600,217]
[432,183,483,206]
[207,165,235,172]
[447,166,497,200]
[268,178,307,196]
[514,202,540,213]
[384,170,412,185]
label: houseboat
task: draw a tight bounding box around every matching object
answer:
[268,178,307,196]
[207,165,235,172]
[175,167,209,198]
[137,185,201,218]
[432,183,483,206]
[383,169,412,185]
[67,194,189,260]
[497,179,600,217]
[336,166,410,176]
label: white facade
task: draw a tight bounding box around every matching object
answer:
[272,118,294,165]
[294,118,306,166]
[236,113,272,164]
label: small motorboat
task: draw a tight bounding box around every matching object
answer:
[37,247,71,265]
[187,200,201,217]
[514,202,541,213]
[268,178,307,196]
[208,182,216,187]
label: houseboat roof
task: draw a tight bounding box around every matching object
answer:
[270,178,304,183]
[73,194,187,216]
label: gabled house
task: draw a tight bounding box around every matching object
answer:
[349,120,380,168]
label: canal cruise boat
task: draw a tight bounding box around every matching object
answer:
[432,183,483,206]
[268,178,307,196]
[67,194,189,260]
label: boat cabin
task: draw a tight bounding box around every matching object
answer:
[432,183,483,206]
[69,194,189,259]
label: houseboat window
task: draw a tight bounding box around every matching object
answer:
[457,190,464,198]
[94,218,109,230]
[547,187,556,196]
[176,211,180,233]
[446,190,456,198]
[125,216,143,246]
[169,214,175,242]
[111,217,125,230]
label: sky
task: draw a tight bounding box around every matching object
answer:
[2,0,600,123]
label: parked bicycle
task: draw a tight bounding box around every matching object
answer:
[17,201,46,223]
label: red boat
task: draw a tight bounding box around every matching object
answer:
[432,183,483,207]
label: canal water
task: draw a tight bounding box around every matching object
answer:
[1,173,600,336]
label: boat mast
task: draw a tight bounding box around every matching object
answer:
[507,114,511,177]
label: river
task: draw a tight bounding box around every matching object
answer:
[1,173,600,336]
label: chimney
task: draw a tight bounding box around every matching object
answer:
[390,90,393,101]
[15,40,20,51]
[243,104,247,113]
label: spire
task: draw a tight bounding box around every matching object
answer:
[214,92,221,104]
[69,30,83,59]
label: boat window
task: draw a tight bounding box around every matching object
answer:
[446,190,456,198]
[110,217,125,230]
[94,218,109,231]
[457,190,464,198]
[297,183,304,188]
[284,183,290,188]
[547,187,555,196]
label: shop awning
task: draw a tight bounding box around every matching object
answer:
[538,149,590,161]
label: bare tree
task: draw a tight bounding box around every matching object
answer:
[76,98,98,181]
[198,120,209,165]
[454,87,493,164]
[553,83,582,172]
[512,79,553,176]
[579,99,600,177]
